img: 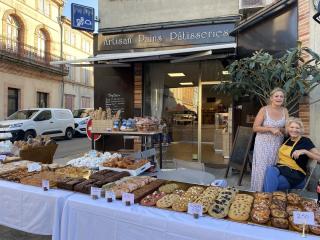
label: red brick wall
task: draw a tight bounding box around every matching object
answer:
[298,0,310,135]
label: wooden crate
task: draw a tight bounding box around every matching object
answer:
[92,120,113,133]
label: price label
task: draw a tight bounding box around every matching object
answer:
[293,211,315,225]
[0,155,6,162]
[187,203,203,217]
[42,179,50,191]
[90,187,102,199]
[122,192,134,205]
[105,191,116,202]
[27,162,42,172]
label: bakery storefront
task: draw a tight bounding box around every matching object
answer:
[90,19,239,167]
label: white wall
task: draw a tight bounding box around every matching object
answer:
[99,0,239,29]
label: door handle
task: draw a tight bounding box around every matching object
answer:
[50,121,54,123]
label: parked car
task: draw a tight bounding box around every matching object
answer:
[73,108,93,136]
[0,108,75,141]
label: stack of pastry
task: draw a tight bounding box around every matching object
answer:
[102,157,149,170]
[250,192,272,224]
[171,186,205,212]
[208,187,238,218]
[270,191,289,229]
[228,193,254,221]
[55,166,90,179]
[193,186,221,214]
[107,176,156,198]
[132,179,166,203]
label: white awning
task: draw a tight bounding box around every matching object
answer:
[50,43,236,65]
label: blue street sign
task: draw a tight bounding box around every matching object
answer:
[71,3,95,32]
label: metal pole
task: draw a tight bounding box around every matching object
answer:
[59,6,64,108]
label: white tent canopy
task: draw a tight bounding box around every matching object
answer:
[50,43,236,65]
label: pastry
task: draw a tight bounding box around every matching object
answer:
[253,199,271,210]
[272,195,287,202]
[156,194,180,208]
[208,203,229,219]
[194,195,216,213]
[271,199,286,210]
[254,192,272,201]
[271,217,289,229]
[172,196,190,212]
[286,205,302,216]
[132,179,166,203]
[271,209,288,218]
[234,194,254,204]
[287,193,301,205]
[250,209,270,224]
[301,199,318,212]
[289,216,309,232]
[159,183,180,194]
[140,191,166,206]
[272,191,286,198]
[309,225,320,235]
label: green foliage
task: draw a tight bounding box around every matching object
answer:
[213,45,320,115]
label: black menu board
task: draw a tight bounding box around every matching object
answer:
[105,93,125,115]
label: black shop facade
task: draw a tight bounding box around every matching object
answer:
[92,17,243,165]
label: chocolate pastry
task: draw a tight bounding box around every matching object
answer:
[132,179,166,203]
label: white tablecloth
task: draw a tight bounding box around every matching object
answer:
[0,180,73,239]
[60,193,318,240]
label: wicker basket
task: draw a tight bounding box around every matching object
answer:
[136,124,158,132]
[19,144,58,164]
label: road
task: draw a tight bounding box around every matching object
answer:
[53,136,91,164]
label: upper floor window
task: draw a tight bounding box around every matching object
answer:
[82,39,91,53]
[64,29,76,46]
[37,29,47,58]
[6,15,20,51]
[38,0,50,17]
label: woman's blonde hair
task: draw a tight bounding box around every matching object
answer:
[268,87,286,105]
[286,117,304,135]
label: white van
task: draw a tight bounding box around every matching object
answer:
[0,108,75,141]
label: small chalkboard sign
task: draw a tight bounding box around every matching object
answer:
[105,93,125,115]
[224,126,253,185]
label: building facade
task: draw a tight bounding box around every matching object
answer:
[62,18,94,111]
[0,0,66,120]
[0,0,94,120]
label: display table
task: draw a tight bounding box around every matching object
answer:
[60,193,318,240]
[0,180,73,239]
[92,131,163,168]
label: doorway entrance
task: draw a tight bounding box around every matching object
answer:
[143,60,232,168]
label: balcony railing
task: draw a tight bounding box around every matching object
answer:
[0,36,68,75]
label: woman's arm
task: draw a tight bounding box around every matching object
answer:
[292,148,320,162]
[253,107,282,135]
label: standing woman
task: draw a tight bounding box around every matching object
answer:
[251,88,289,191]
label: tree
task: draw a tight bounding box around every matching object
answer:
[213,44,320,115]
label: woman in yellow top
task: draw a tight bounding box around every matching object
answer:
[263,117,320,192]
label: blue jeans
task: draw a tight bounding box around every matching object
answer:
[263,166,305,192]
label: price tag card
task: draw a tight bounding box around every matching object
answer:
[122,192,134,205]
[293,211,315,225]
[0,155,6,162]
[27,162,42,172]
[42,179,50,191]
[90,187,102,199]
[187,203,203,217]
[105,191,116,202]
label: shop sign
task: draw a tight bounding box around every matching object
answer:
[71,3,95,32]
[98,23,235,52]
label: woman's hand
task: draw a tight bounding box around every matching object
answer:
[292,149,306,159]
[270,128,283,136]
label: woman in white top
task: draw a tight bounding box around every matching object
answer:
[250,88,289,191]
